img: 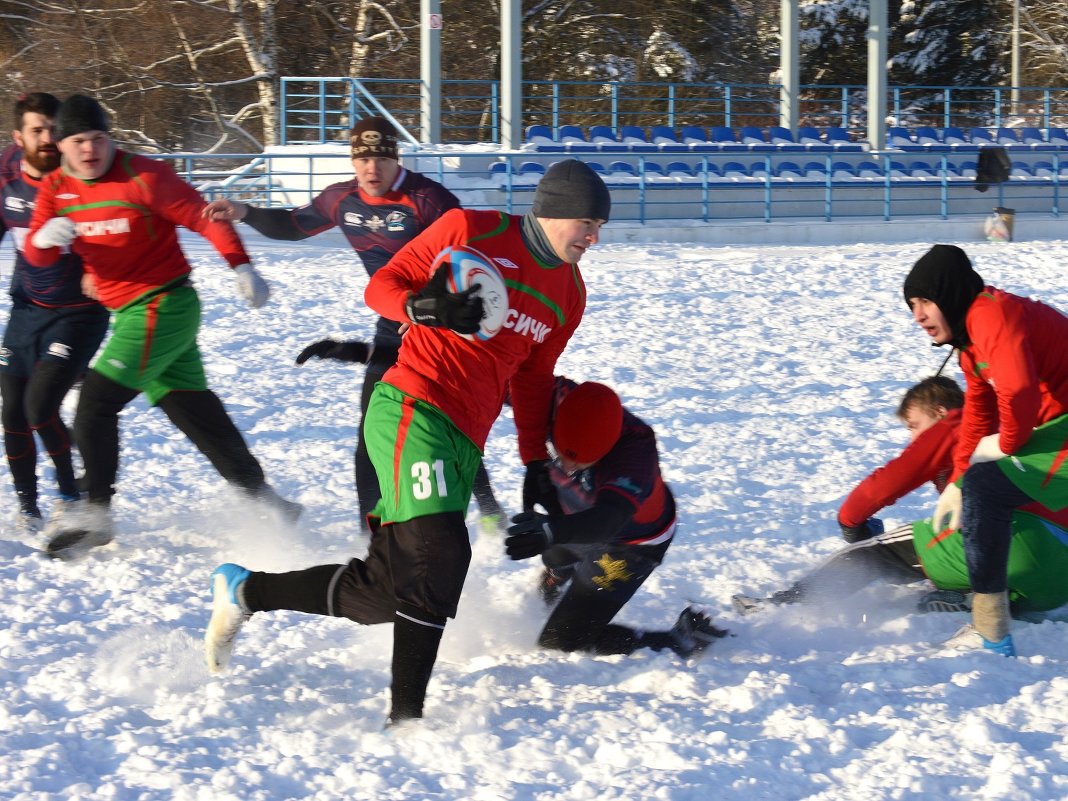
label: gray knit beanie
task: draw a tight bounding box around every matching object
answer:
[532,159,611,221]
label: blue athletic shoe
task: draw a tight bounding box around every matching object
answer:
[982,633,1016,657]
[205,563,252,674]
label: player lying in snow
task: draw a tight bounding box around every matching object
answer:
[505,377,727,657]
[732,376,1068,617]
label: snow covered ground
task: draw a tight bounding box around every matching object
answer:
[3,227,1068,800]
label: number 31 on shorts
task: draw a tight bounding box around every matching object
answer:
[411,460,449,499]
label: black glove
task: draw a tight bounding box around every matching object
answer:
[295,339,371,365]
[522,459,563,515]
[505,511,556,560]
[404,263,484,335]
[839,517,884,544]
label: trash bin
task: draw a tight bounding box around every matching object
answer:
[984,206,1015,242]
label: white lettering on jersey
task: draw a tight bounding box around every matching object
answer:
[502,309,552,344]
[74,218,131,237]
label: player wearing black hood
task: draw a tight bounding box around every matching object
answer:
[903,244,1068,656]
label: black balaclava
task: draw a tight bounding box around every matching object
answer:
[902,244,985,346]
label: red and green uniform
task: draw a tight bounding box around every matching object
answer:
[24,150,251,401]
[955,287,1068,509]
[840,406,1068,611]
[364,207,586,523]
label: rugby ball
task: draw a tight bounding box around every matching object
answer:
[434,244,510,340]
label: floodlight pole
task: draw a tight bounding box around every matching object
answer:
[779,0,800,131]
[867,0,888,151]
[1011,0,1020,115]
[420,0,442,144]
[501,0,523,149]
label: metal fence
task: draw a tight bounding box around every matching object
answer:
[279,77,1068,146]
[158,149,1064,224]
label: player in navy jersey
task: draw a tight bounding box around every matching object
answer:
[504,378,727,658]
[203,116,504,532]
[1,93,109,533]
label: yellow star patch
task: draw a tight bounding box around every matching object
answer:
[592,553,632,590]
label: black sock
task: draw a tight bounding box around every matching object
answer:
[390,604,446,721]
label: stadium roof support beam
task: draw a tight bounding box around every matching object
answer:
[501,0,522,149]
[867,0,888,150]
[779,0,800,131]
[420,0,442,144]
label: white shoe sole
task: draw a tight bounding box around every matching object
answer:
[204,573,250,675]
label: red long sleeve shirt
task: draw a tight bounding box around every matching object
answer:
[364,208,585,458]
[24,150,249,310]
[954,287,1068,480]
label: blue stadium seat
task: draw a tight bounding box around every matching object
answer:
[1046,128,1068,149]
[489,161,512,178]
[940,127,969,148]
[855,160,882,178]
[1031,160,1054,178]
[583,161,607,174]
[638,161,666,177]
[665,161,694,177]
[739,126,773,151]
[913,127,941,147]
[525,124,554,144]
[618,125,657,152]
[1017,128,1052,151]
[831,161,857,180]
[720,160,750,179]
[748,160,773,179]
[909,160,937,179]
[888,127,916,149]
[825,127,861,151]
[969,128,995,146]
[996,128,1020,146]
[680,125,710,145]
[589,125,627,152]
[558,125,596,152]
[708,126,737,147]
[517,161,546,180]
[651,126,687,153]
[950,160,978,179]
[607,160,638,177]
[797,126,823,149]
[774,161,804,180]
[802,161,828,181]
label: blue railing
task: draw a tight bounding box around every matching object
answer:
[279,78,1068,146]
[154,149,1063,224]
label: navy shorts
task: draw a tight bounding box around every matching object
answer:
[0,298,110,378]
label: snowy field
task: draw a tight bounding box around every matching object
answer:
[3,226,1068,801]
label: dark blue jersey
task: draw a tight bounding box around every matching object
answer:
[1,161,96,308]
[549,377,677,545]
[243,167,459,347]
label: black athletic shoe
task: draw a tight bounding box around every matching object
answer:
[917,589,972,613]
[669,606,729,657]
[537,567,570,606]
[731,585,804,616]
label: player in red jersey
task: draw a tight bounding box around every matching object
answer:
[206,159,611,725]
[904,244,1068,655]
[24,94,296,558]
[204,117,505,533]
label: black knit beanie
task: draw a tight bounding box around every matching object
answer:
[55,95,110,141]
[903,244,985,343]
[532,159,611,222]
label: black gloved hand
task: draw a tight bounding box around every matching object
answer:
[839,517,884,544]
[505,511,555,560]
[522,459,563,515]
[295,339,371,365]
[404,263,484,335]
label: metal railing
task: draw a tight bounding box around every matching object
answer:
[155,149,1064,224]
[279,78,1068,146]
